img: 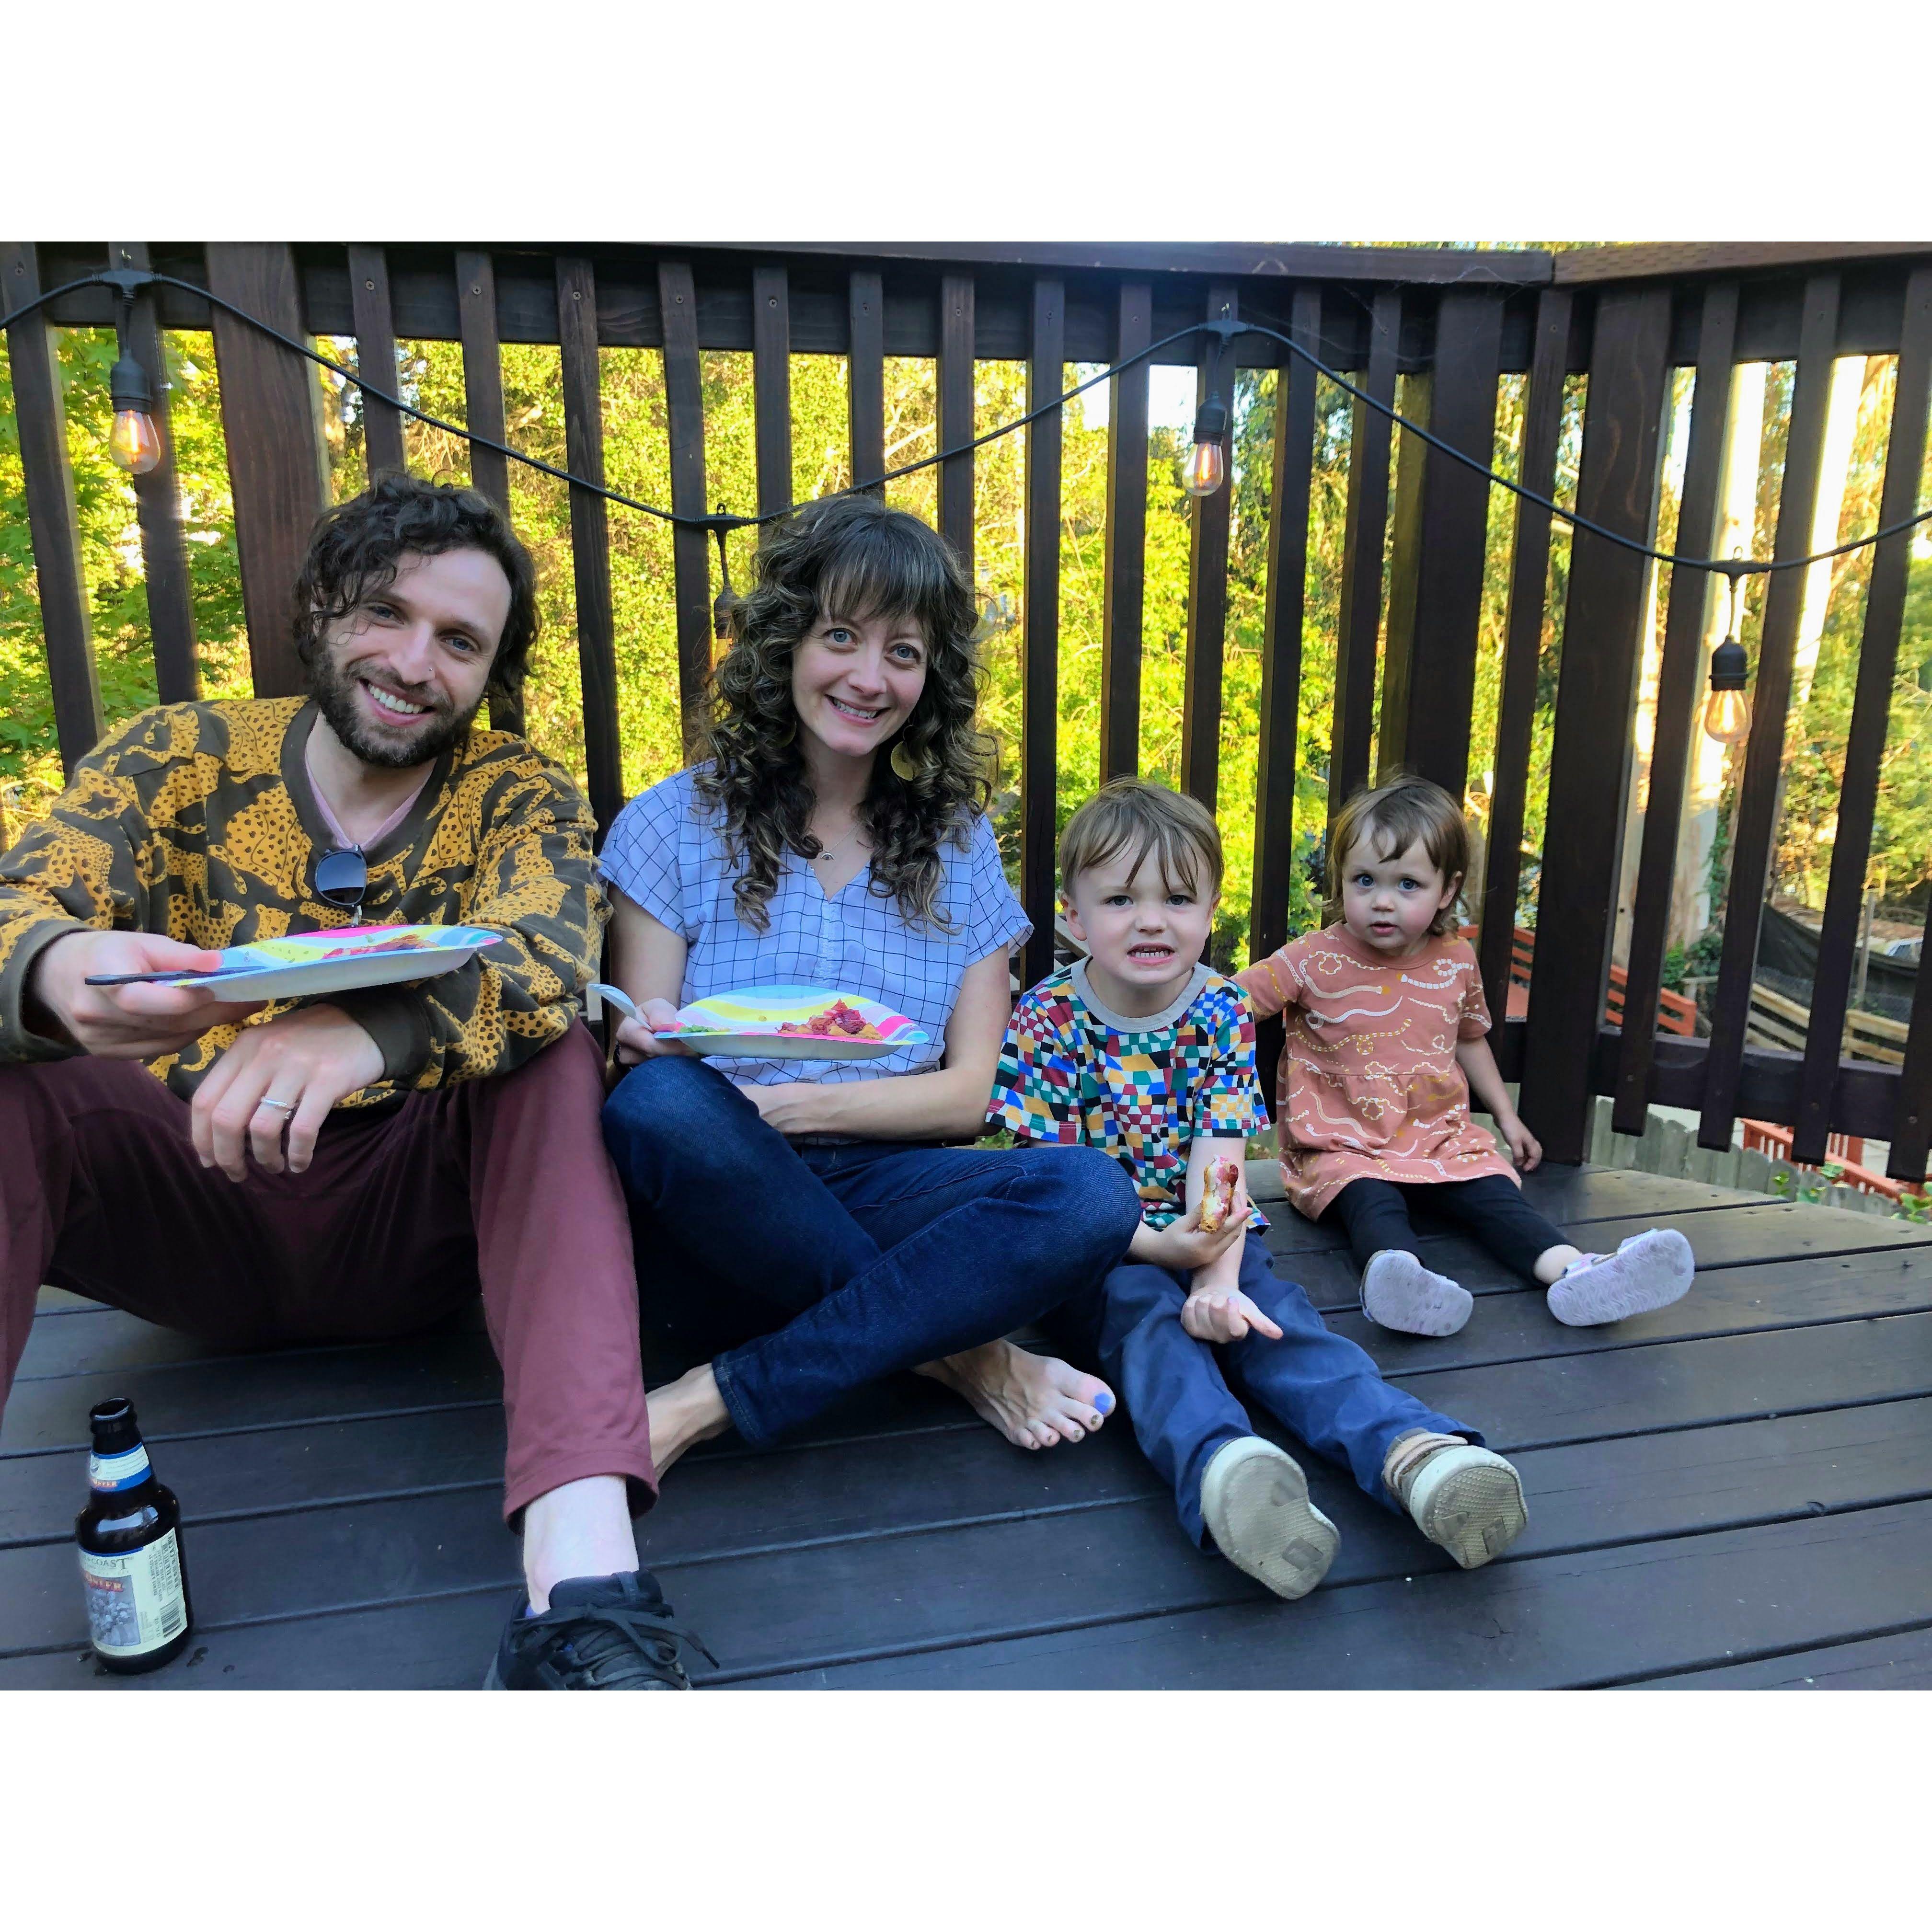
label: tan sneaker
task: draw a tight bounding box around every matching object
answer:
[1200,1437,1340,1601]
[1388,1438,1528,1570]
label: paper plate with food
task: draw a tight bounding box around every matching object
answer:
[84,923,507,1004]
[656,984,928,1061]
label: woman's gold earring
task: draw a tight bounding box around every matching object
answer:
[774,716,797,748]
[890,739,926,782]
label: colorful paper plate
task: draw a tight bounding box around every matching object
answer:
[660,984,928,1061]
[157,924,506,1004]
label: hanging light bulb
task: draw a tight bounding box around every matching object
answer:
[1183,316,1237,498]
[709,505,739,652]
[1702,563,1752,746]
[106,277,163,476]
[1183,432,1225,497]
[107,352,162,474]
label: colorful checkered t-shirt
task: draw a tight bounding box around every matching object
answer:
[989,961,1271,1229]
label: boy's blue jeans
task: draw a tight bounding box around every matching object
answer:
[602,1056,1142,1447]
[1096,1230,1481,1547]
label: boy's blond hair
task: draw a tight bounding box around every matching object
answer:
[1327,774,1469,938]
[1058,778,1224,902]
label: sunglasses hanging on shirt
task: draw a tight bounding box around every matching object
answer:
[315,845,369,912]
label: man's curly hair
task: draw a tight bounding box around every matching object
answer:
[290,472,539,707]
[695,494,996,933]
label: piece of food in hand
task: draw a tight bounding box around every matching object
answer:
[1198,1157,1244,1232]
[777,998,883,1040]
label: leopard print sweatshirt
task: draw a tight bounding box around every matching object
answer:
[0,697,608,1106]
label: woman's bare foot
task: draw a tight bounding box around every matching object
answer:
[916,1340,1115,1450]
[645,1363,732,1480]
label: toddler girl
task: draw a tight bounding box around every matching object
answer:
[1238,776,1694,1337]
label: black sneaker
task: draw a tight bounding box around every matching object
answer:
[483,1570,715,1690]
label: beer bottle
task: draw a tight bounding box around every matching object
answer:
[75,1397,192,1673]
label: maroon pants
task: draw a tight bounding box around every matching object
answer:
[0,1023,655,1527]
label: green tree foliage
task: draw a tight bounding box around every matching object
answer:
[6,312,1931,951]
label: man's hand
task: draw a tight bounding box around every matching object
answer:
[1181,1284,1285,1345]
[26,929,264,1058]
[190,1003,386,1181]
[1498,1113,1542,1171]
[613,997,694,1066]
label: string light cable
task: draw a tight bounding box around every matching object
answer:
[5,266,1930,587]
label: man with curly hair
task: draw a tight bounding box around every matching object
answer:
[0,474,702,1690]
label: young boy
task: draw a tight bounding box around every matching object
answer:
[988,779,1529,1599]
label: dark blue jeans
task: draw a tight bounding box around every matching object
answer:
[1096,1231,1481,1546]
[601,1056,1143,1447]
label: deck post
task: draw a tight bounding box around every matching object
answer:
[1518,284,1674,1161]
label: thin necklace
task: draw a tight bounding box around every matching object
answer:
[809,819,861,866]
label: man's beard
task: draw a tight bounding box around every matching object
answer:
[310,649,483,770]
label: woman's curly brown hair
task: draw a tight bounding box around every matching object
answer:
[694,494,997,933]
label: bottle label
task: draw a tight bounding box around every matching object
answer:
[80,1530,187,1657]
[89,1444,152,1492]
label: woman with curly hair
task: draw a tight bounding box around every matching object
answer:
[599,495,1140,1476]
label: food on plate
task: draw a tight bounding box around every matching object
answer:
[776,998,884,1040]
[1198,1157,1244,1232]
[319,932,428,960]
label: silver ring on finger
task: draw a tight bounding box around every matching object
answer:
[254,1096,298,1115]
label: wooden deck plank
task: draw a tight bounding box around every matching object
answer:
[1393,1309,1932,1449]
[1631,1623,1932,1689]
[1327,1247,1932,1370]
[743,1500,1932,1690]
[12,1242,1920,1552]
[0,1328,503,1454]
[1264,1201,1932,1280]
[9,1368,1925,1681]
[6,1166,1927,1691]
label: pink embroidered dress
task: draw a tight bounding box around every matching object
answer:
[1236,925,1515,1219]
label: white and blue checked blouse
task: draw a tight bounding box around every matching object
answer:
[598,766,1031,1090]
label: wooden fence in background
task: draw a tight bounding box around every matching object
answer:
[6,238,1932,1176]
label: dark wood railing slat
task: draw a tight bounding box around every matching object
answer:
[554,255,622,837]
[1376,362,1432,784]
[1477,285,1572,1027]
[1611,281,1742,1137]
[1180,283,1239,809]
[454,251,521,735]
[455,251,512,514]
[1099,280,1151,783]
[202,242,330,700]
[1328,289,1401,822]
[345,244,406,477]
[1380,289,1505,799]
[1326,292,1402,823]
[1796,264,1932,1168]
[2,241,101,772]
[1698,271,1842,1151]
[1518,284,1675,1160]
[1020,277,1065,991]
[108,241,198,706]
[656,260,713,756]
[751,264,792,519]
[1252,284,1322,966]
[937,273,975,577]
[849,270,885,496]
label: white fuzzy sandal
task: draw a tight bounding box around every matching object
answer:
[1200,1437,1340,1601]
[1361,1250,1473,1336]
[1546,1227,1695,1327]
